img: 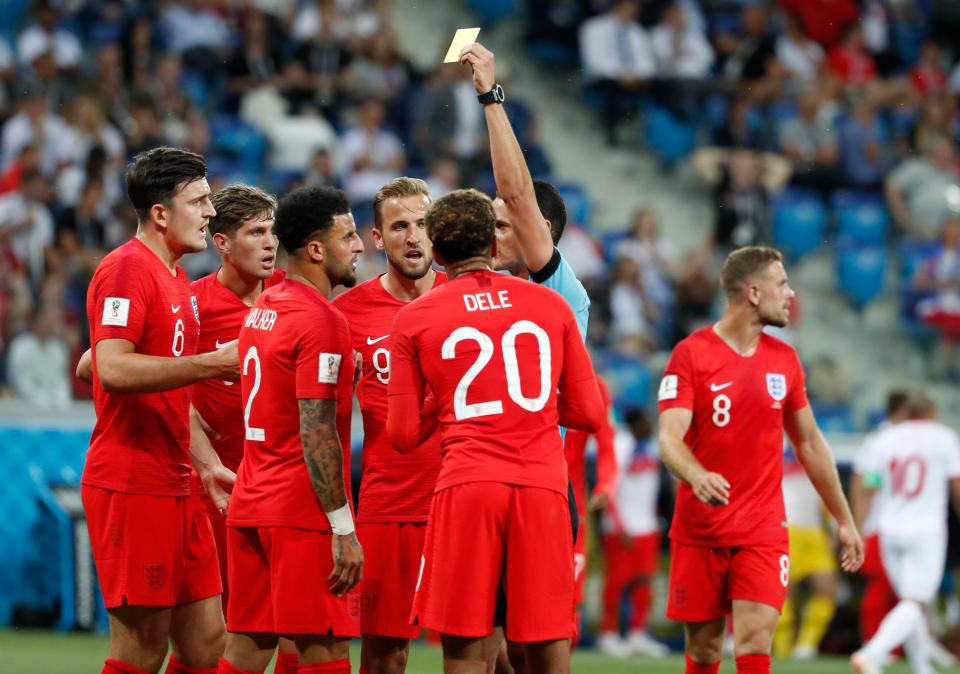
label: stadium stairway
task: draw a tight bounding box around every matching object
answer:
[391,2,960,427]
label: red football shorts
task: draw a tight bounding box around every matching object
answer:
[861,533,885,578]
[413,482,575,642]
[197,490,229,612]
[603,531,661,580]
[226,526,361,637]
[573,514,588,605]
[82,485,222,609]
[666,539,790,622]
[357,521,426,639]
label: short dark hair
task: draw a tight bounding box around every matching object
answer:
[426,189,496,264]
[274,185,350,253]
[533,179,567,244]
[886,389,909,417]
[125,147,208,222]
[209,184,277,237]
[720,246,783,299]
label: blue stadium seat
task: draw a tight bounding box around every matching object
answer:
[210,115,267,175]
[553,181,591,227]
[831,190,889,246]
[644,106,696,168]
[772,189,826,260]
[600,230,629,264]
[836,242,888,307]
[811,402,856,434]
[466,0,518,26]
[593,351,651,411]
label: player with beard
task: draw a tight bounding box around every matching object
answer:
[657,246,863,674]
[81,147,240,674]
[332,177,445,674]
[218,186,364,674]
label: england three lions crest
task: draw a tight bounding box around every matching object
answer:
[766,373,787,402]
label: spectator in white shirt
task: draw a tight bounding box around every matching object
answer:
[7,303,71,409]
[1,86,73,177]
[775,12,825,95]
[650,2,713,80]
[339,99,405,202]
[579,0,654,145]
[0,168,54,284]
[16,0,81,70]
[162,0,232,78]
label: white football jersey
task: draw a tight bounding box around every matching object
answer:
[602,429,661,536]
[855,419,960,538]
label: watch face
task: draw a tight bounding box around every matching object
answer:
[494,84,505,102]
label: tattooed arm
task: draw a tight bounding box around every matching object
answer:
[300,398,363,596]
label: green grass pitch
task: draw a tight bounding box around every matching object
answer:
[1,629,920,673]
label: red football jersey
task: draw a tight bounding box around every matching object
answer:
[333,272,447,522]
[228,278,354,530]
[191,269,286,472]
[389,270,597,496]
[658,327,809,547]
[82,238,200,496]
[564,378,618,520]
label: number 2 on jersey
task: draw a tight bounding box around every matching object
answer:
[442,320,551,421]
[243,346,266,441]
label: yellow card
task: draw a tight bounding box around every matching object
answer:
[443,27,481,63]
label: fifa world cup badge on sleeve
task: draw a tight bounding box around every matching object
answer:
[319,353,342,384]
[658,374,678,401]
[102,297,130,326]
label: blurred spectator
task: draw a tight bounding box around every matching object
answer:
[292,0,384,53]
[780,0,859,49]
[162,0,232,79]
[0,36,13,110]
[650,2,713,80]
[1,86,73,177]
[578,0,654,145]
[0,144,41,196]
[608,256,656,356]
[285,0,350,116]
[303,147,342,189]
[557,223,606,291]
[225,11,289,102]
[718,4,777,102]
[63,94,125,174]
[777,88,839,191]
[614,208,675,320]
[672,246,719,341]
[56,177,112,251]
[885,134,960,239]
[916,215,960,379]
[339,99,405,202]
[342,34,412,108]
[806,354,852,404]
[905,95,958,156]
[412,67,488,180]
[424,158,460,197]
[827,22,913,109]
[16,0,82,71]
[123,92,168,156]
[0,168,54,284]
[6,303,71,409]
[839,95,888,190]
[910,40,950,100]
[524,0,589,52]
[692,146,791,250]
[712,96,763,150]
[775,12,825,95]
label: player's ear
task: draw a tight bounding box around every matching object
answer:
[371,226,385,251]
[212,231,230,256]
[305,239,324,265]
[151,202,168,231]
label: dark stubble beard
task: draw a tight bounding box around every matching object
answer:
[387,249,433,280]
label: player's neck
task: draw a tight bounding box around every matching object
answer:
[713,310,764,356]
[381,265,436,302]
[286,263,332,298]
[445,257,493,280]
[217,263,264,306]
[135,229,181,275]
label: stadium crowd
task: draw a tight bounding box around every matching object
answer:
[1,0,960,668]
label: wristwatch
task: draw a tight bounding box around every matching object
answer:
[478,83,505,106]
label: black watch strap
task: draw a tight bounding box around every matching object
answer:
[478,83,505,106]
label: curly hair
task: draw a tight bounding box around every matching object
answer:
[209,184,277,237]
[274,185,350,253]
[426,189,496,264]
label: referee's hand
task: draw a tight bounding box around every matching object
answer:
[330,532,363,597]
[459,42,495,95]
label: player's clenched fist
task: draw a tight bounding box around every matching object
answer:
[459,42,495,94]
[692,470,731,506]
[330,532,364,597]
[207,338,240,381]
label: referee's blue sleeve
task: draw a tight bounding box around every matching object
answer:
[531,249,590,342]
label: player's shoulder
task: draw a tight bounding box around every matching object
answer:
[759,330,800,358]
[332,274,380,309]
[191,270,219,295]
[92,240,154,287]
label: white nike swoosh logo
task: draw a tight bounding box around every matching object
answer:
[171,305,181,313]
[215,340,229,349]
[367,335,389,345]
[710,382,732,392]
